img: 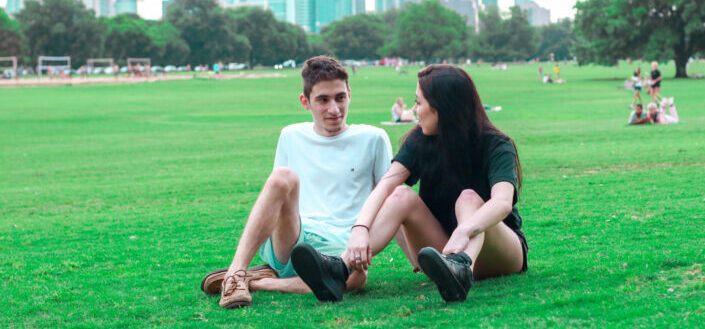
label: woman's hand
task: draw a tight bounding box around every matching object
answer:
[345,226,372,271]
[442,226,471,255]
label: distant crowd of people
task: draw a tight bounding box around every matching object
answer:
[539,64,566,84]
[627,62,679,125]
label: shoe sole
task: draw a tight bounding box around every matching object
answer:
[201,265,275,295]
[417,248,469,302]
[222,300,252,309]
[290,243,343,302]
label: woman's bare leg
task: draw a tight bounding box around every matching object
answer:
[453,190,524,280]
[347,186,448,269]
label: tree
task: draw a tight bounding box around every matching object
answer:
[474,5,536,61]
[146,22,190,65]
[574,0,705,78]
[534,19,575,61]
[167,0,250,65]
[102,14,189,65]
[321,14,388,60]
[385,0,467,62]
[0,8,25,57]
[15,0,104,66]
[227,6,308,67]
[102,14,156,63]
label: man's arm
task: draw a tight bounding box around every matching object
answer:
[630,117,651,125]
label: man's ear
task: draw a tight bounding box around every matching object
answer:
[300,93,311,111]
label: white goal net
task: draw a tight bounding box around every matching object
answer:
[38,56,71,78]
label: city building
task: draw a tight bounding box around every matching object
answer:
[514,0,549,26]
[3,0,23,15]
[440,0,480,27]
[114,0,137,15]
[162,0,174,18]
[375,0,418,12]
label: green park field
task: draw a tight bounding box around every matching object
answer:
[1,62,704,328]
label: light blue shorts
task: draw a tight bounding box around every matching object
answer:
[258,217,351,278]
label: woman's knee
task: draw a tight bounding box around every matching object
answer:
[456,189,484,209]
[266,167,299,192]
[388,185,418,206]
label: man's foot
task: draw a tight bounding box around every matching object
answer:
[417,247,474,303]
[201,265,278,295]
[219,270,252,308]
[291,242,349,302]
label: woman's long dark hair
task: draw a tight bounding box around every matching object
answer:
[406,64,522,191]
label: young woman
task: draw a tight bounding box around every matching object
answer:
[632,67,643,106]
[291,64,528,303]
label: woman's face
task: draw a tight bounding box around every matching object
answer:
[416,83,439,135]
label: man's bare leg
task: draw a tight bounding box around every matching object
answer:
[250,270,366,293]
[225,167,301,279]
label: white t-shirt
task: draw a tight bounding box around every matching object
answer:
[273,122,393,228]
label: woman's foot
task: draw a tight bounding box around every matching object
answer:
[417,247,474,302]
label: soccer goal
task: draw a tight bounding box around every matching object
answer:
[38,56,71,78]
[127,57,151,77]
[0,56,18,79]
[87,58,115,75]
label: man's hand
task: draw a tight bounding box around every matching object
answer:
[344,226,372,271]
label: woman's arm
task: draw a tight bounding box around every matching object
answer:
[346,162,410,270]
[443,182,514,254]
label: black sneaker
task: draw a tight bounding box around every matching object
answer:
[417,247,474,302]
[291,242,349,302]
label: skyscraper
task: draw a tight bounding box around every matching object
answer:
[440,0,480,26]
[376,0,417,12]
[114,0,137,15]
[515,0,549,26]
[4,0,23,15]
[315,0,352,32]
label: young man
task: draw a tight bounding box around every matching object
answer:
[200,56,393,308]
[628,104,649,125]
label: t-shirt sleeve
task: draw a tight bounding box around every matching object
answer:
[272,130,288,169]
[628,111,636,124]
[392,128,421,186]
[487,138,519,204]
[373,130,394,186]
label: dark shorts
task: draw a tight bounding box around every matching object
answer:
[512,228,529,272]
[652,82,660,88]
[634,86,642,91]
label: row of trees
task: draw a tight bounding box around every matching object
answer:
[2,0,702,77]
[0,0,574,68]
[320,1,575,63]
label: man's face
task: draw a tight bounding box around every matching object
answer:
[635,106,643,116]
[300,79,350,137]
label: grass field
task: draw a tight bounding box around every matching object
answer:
[1,61,704,328]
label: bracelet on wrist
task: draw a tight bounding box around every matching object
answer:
[351,224,369,231]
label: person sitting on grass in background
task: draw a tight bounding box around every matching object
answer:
[628,104,649,125]
[290,64,528,304]
[392,97,417,122]
[632,67,644,106]
[200,56,393,308]
[648,99,679,124]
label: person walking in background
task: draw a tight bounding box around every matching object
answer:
[632,67,643,106]
[553,64,560,79]
[649,61,663,104]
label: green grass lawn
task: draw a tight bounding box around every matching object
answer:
[1,62,704,328]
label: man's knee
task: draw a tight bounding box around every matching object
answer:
[266,167,299,193]
[456,189,484,209]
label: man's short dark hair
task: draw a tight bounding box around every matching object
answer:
[302,56,348,99]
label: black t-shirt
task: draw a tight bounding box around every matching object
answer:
[651,69,661,87]
[393,128,523,236]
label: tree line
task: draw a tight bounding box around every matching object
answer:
[1,0,702,77]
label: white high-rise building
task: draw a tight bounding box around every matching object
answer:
[515,0,549,26]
